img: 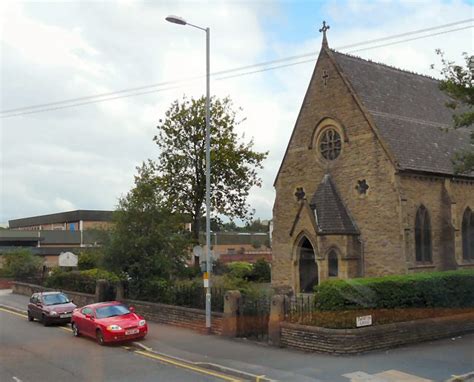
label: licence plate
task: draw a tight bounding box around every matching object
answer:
[60,313,72,318]
[125,328,139,335]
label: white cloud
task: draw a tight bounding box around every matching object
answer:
[0,0,472,224]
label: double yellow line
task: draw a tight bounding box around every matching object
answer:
[0,306,242,381]
[134,350,241,381]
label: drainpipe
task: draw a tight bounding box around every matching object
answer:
[358,237,365,277]
[79,220,84,247]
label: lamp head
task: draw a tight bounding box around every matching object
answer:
[165,15,187,26]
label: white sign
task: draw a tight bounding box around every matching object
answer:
[58,252,78,267]
[356,315,372,327]
[193,245,203,257]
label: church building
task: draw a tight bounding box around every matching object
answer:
[271,24,474,293]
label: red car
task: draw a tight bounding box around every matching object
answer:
[71,301,148,345]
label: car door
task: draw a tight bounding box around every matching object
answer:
[78,307,95,337]
[30,294,42,319]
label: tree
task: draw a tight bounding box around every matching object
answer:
[434,50,474,174]
[104,164,191,293]
[153,96,268,242]
[78,248,105,270]
[2,249,42,279]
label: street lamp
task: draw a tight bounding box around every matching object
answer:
[166,15,212,331]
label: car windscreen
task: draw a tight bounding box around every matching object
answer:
[95,305,130,319]
[43,293,70,305]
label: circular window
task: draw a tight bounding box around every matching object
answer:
[319,128,341,160]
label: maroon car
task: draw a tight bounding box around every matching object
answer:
[28,291,77,326]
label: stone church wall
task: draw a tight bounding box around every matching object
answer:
[272,49,404,291]
[399,175,474,272]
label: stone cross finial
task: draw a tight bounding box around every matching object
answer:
[319,20,330,47]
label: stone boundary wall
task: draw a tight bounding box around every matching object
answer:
[12,281,225,335]
[124,298,223,335]
[280,312,474,354]
[12,281,96,307]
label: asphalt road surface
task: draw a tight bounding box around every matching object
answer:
[0,308,236,382]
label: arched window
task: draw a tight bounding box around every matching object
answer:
[462,208,474,261]
[319,128,342,160]
[328,250,338,277]
[415,205,432,263]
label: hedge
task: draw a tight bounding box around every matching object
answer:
[44,268,122,294]
[314,270,474,311]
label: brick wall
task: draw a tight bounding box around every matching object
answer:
[124,298,223,335]
[280,312,474,354]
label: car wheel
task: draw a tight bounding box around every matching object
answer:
[42,314,49,327]
[71,322,80,337]
[96,330,105,346]
[27,311,34,322]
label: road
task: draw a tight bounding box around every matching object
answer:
[1,290,473,381]
[0,307,238,382]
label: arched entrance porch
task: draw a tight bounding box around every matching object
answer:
[297,236,318,293]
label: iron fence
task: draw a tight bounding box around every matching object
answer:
[237,292,273,340]
[283,294,317,323]
[124,283,225,313]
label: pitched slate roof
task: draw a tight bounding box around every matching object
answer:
[310,174,359,235]
[331,50,473,177]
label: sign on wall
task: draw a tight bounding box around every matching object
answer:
[356,315,373,327]
[58,251,78,267]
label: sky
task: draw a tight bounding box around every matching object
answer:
[0,0,473,225]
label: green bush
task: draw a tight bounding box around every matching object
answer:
[314,270,474,311]
[78,249,105,270]
[249,258,271,282]
[227,262,253,280]
[2,249,42,279]
[45,268,122,294]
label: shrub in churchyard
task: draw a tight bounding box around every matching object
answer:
[314,270,474,311]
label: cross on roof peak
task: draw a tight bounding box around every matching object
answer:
[319,20,330,48]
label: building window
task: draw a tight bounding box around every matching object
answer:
[415,205,432,263]
[462,207,474,261]
[319,128,342,160]
[328,250,338,277]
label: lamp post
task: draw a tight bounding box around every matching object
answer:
[166,15,212,330]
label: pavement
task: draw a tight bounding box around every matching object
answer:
[1,290,473,382]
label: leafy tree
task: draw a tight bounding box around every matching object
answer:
[221,221,238,232]
[244,218,269,233]
[2,249,42,279]
[227,261,253,280]
[250,258,271,282]
[434,50,474,174]
[78,248,105,270]
[104,164,191,294]
[153,96,268,242]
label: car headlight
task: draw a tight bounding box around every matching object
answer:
[49,311,58,316]
[138,320,146,327]
[106,325,122,331]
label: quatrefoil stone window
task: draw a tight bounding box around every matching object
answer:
[319,128,341,160]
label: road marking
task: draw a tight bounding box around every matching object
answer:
[0,307,27,318]
[256,375,266,381]
[343,370,432,382]
[0,307,73,332]
[12,377,23,382]
[134,350,241,382]
[1,305,247,381]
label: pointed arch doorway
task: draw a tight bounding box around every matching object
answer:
[298,236,318,293]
